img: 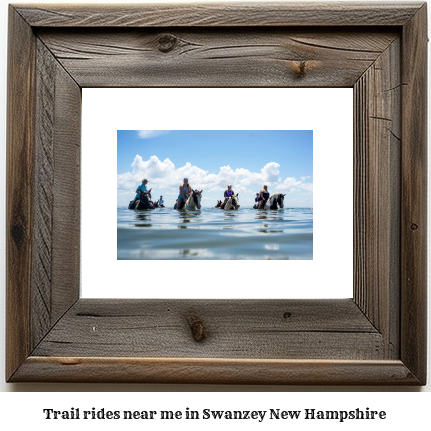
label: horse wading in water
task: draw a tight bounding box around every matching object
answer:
[183,190,203,210]
[133,189,155,210]
[222,194,240,210]
[253,193,285,210]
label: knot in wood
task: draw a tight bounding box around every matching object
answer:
[59,358,81,366]
[411,223,418,230]
[11,222,25,246]
[186,315,206,342]
[283,312,292,319]
[157,34,178,53]
[292,61,307,79]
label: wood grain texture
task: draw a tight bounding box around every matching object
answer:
[400,3,427,384]
[50,50,81,324]
[30,39,82,355]
[37,29,398,88]
[32,299,385,360]
[7,11,82,381]
[6,8,36,381]
[32,38,81,345]
[32,39,56,347]
[12,358,420,385]
[15,2,423,27]
[353,38,401,359]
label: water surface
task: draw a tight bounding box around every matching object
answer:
[117,207,313,260]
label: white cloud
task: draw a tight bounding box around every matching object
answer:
[137,130,169,139]
[118,155,312,203]
[262,162,281,183]
[276,177,302,192]
[117,155,208,192]
[236,162,281,187]
[276,176,313,194]
[118,156,284,192]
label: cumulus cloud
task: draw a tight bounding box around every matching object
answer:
[118,155,311,196]
[117,155,208,192]
[275,177,302,193]
[235,162,281,187]
[137,130,169,139]
[276,176,313,193]
[262,162,281,183]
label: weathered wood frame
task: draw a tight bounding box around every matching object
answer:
[6,2,427,384]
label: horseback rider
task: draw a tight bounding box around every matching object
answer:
[259,185,270,209]
[176,178,192,209]
[132,178,148,206]
[220,185,236,209]
[253,192,260,208]
[158,196,164,207]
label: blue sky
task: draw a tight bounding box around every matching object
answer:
[117,130,313,208]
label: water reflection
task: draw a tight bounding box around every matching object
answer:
[135,213,152,221]
[264,244,280,250]
[179,249,200,257]
[179,213,199,219]
[118,206,313,260]
[134,212,153,228]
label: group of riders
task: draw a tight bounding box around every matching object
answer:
[130,178,274,210]
[254,185,271,209]
[218,184,272,209]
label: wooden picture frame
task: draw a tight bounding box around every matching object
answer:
[6,2,427,385]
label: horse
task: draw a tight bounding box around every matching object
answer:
[266,193,285,209]
[253,193,285,210]
[175,190,203,210]
[215,200,222,208]
[185,189,202,210]
[222,194,240,210]
[129,190,148,209]
[132,189,155,210]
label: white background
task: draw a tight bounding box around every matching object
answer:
[82,87,353,299]
[0,0,430,425]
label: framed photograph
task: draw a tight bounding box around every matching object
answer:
[6,2,427,384]
[116,129,313,260]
